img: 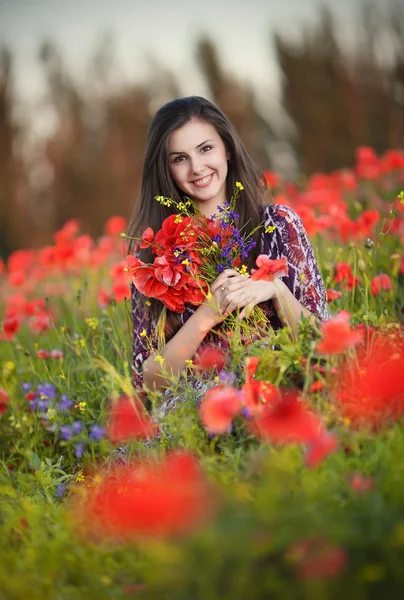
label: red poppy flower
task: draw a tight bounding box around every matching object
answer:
[104,216,127,236]
[106,395,159,443]
[288,537,347,580]
[0,388,9,416]
[305,432,338,468]
[2,314,20,340]
[316,312,364,355]
[245,356,260,384]
[139,227,154,249]
[350,473,373,493]
[112,277,131,303]
[333,335,404,427]
[97,287,113,309]
[37,349,51,359]
[371,273,392,296]
[8,271,26,287]
[74,450,215,541]
[250,389,323,445]
[307,380,324,394]
[195,345,227,372]
[251,256,288,281]
[30,312,52,334]
[334,262,360,289]
[326,289,342,302]
[242,380,280,416]
[199,385,242,434]
[263,171,280,188]
[54,219,80,244]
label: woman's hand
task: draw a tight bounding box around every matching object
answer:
[198,269,282,324]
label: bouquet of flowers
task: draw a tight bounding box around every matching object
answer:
[125,183,286,314]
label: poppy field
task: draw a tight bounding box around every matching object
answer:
[0,146,404,599]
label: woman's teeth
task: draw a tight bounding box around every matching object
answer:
[193,174,213,186]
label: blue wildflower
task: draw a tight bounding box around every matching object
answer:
[74,441,85,459]
[56,484,66,498]
[59,394,73,412]
[22,383,32,394]
[89,424,105,442]
[60,425,72,441]
[72,421,83,435]
[37,383,57,401]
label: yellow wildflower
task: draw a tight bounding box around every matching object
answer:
[185,359,193,367]
[75,472,85,483]
[145,300,151,306]
[78,401,87,413]
[265,225,276,234]
[140,329,147,337]
[47,408,56,421]
[239,265,248,275]
[177,202,186,211]
[174,215,183,224]
[155,355,164,365]
[235,181,244,190]
[181,258,190,266]
[85,317,99,330]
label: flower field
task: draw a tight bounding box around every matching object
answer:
[0,146,404,599]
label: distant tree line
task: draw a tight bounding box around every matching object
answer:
[0,1,403,255]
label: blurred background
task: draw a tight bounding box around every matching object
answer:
[0,0,403,257]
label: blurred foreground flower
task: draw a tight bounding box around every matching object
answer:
[199,385,242,434]
[71,451,216,541]
[333,333,404,428]
[316,312,364,354]
[249,389,324,445]
[195,345,228,372]
[106,395,159,442]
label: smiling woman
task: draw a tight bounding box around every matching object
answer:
[127,96,329,404]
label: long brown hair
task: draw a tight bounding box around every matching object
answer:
[127,96,269,340]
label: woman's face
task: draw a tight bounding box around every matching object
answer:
[167,118,229,217]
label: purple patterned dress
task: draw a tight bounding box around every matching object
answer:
[131,205,330,407]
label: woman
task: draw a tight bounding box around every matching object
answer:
[127,96,329,401]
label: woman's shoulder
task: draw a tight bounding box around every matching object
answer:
[262,203,301,225]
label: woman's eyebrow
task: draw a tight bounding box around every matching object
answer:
[169,139,214,156]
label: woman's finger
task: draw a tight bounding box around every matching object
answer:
[210,270,242,294]
[227,277,250,293]
[238,299,257,320]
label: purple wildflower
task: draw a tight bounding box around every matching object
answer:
[74,441,85,459]
[60,425,72,441]
[89,425,105,442]
[37,383,57,401]
[22,383,32,394]
[56,484,66,498]
[72,421,83,435]
[219,370,237,386]
[59,394,74,412]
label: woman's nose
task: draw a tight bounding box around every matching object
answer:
[190,157,206,174]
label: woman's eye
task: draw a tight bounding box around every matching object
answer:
[201,145,212,153]
[173,155,186,163]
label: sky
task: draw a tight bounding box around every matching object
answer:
[0,0,366,137]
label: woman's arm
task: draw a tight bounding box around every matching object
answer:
[143,303,218,392]
[143,270,253,392]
